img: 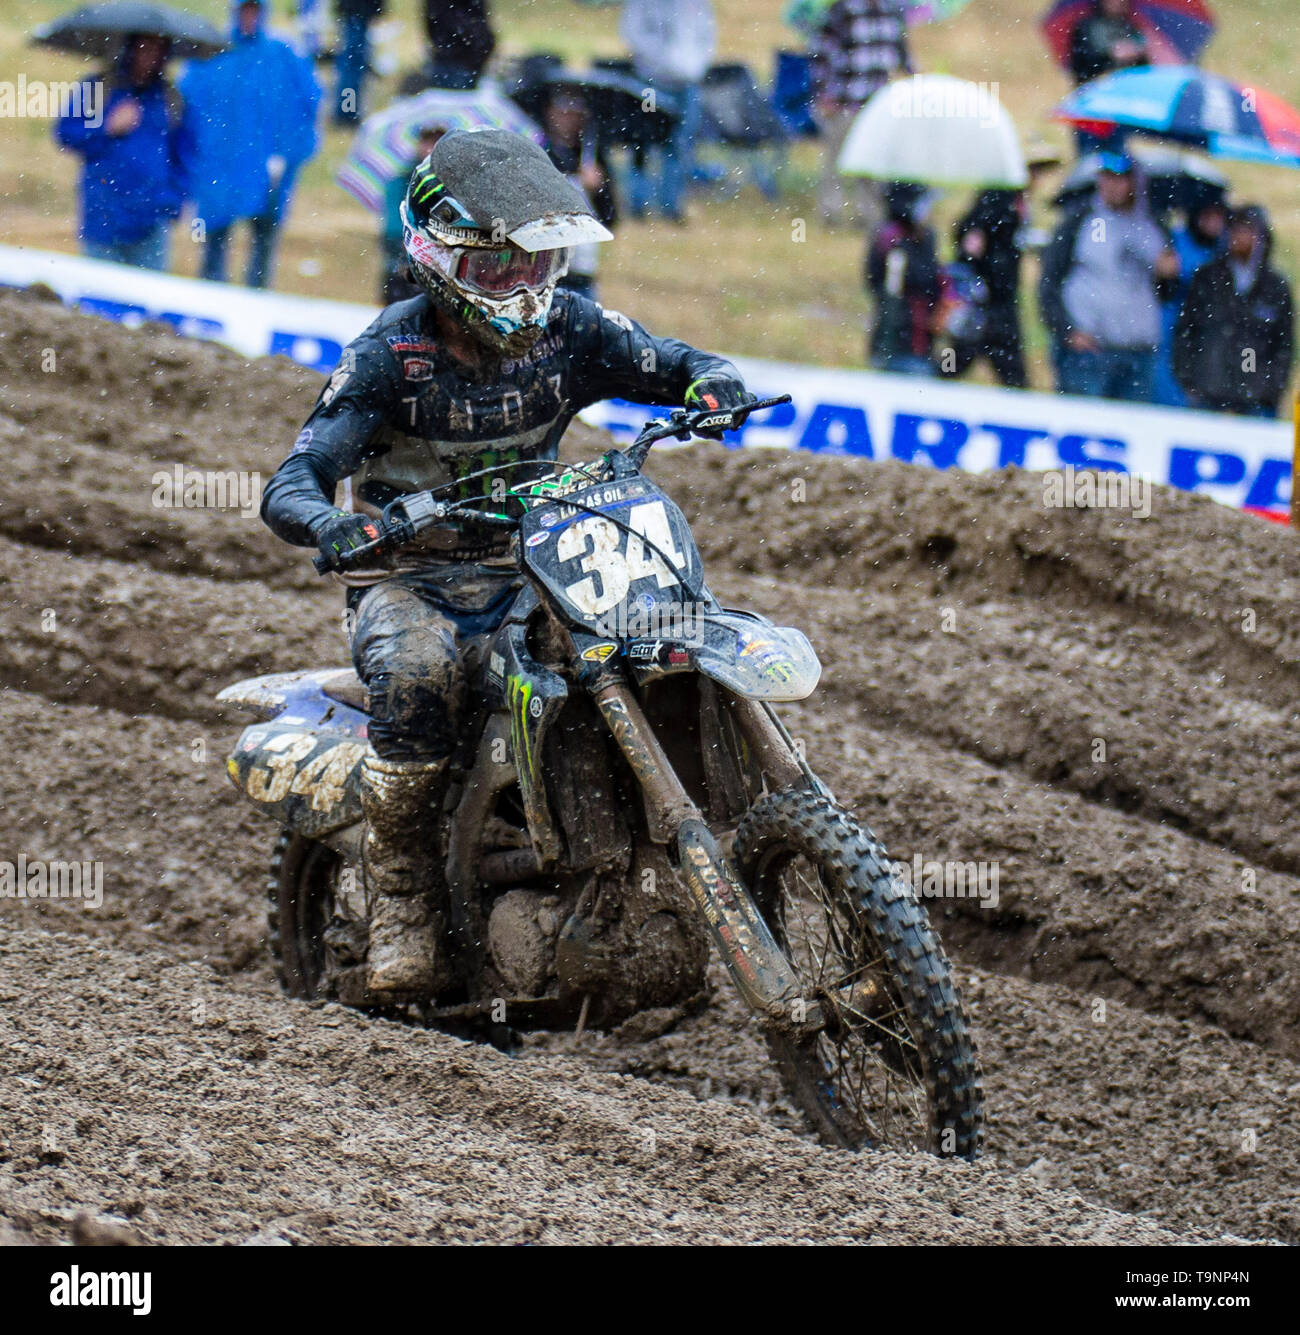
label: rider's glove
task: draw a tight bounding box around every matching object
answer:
[314,510,382,570]
[684,374,756,438]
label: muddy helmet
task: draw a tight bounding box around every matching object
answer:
[400,128,612,356]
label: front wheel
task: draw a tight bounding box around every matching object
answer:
[734,789,984,1159]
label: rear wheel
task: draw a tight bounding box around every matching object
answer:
[734,789,984,1159]
[268,830,368,1002]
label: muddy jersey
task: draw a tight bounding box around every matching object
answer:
[260,288,739,574]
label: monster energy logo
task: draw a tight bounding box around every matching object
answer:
[508,675,537,781]
[451,445,524,501]
[412,171,446,204]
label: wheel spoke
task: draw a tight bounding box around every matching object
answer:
[770,853,929,1151]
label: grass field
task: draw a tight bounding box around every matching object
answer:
[1,0,1297,392]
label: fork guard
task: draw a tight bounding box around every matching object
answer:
[676,818,823,1032]
[499,621,568,869]
[591,681,821,1034]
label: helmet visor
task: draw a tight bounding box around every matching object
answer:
[454,245,568,297]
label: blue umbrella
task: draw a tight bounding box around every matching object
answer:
[1056,66,1300,168]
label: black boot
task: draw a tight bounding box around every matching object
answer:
[360,752,449,995]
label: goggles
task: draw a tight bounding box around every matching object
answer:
[454,244,569,296]
[405,217,569,297]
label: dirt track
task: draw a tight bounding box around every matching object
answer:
[0,289,1296,1245]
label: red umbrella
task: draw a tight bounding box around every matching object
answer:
[1042,1,1216,70]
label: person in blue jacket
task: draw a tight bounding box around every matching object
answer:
[55,33,191,270]
[180,0,322,288]
[1154,191,1227,407]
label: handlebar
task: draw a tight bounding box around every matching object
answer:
[622,394,792,469]
[313,393,793,575]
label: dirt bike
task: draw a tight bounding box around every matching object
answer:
[219,396,984,1158]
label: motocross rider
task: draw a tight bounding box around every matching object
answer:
[260,129,753,996]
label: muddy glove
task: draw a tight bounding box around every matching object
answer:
[314,510,382,571]
[684,375,756,438]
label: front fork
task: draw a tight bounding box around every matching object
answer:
[590,681,823,1034]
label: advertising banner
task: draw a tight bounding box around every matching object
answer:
[0,245,1289,518]
[586,357,1293,520]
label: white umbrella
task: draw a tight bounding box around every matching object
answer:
[838,74,1028,188]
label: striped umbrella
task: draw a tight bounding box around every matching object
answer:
[784,0,969,33]
[1055,66,1300,169]
[908,0,972,18]
[337,86,542,212]
[1042,0,1216,69]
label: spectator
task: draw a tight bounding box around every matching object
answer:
[1039,152,1178,403]
[1068,0,1149,85]
[334,0,385,125]
[295,0,326,58]
[1068,0,1147,151]
[380,124,445,303]
[951,188,1029,388]
[1154,193,1227,406]
[809,0,911,229]
[55,34,191,271]
[1174,205,1295,418]
[424,0,496,89]
[181,0,322,289]
[620,0,716,223]
[540,90,618,297]
[866,183,944,376]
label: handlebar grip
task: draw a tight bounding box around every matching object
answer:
[312,527,402,576]
[726,393,791,429]
[743,393,793,415]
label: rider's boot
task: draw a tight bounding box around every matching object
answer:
[360,751,450,996]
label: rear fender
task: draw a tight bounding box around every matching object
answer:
[220,671,370,837]
[217,669,370,733]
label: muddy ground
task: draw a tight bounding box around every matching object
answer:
[0,289,1295,1245]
